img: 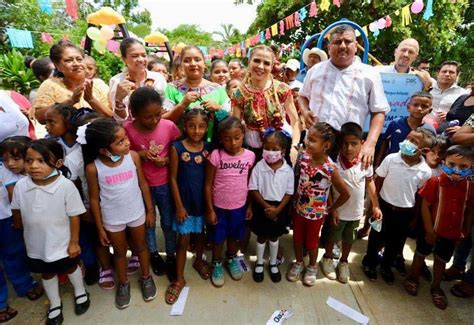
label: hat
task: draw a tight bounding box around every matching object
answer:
[284,59,300,72]
[302,48,328,66]
[289,80,303,90]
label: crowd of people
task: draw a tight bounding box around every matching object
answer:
[0,23,472,324]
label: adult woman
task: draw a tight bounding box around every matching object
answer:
[109,38,167,121]
[231,45,300,156]
[32,41,111,124]
[228,59,244,80]
[24,56,55,102]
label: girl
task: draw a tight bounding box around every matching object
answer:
[249,130,294,283]
[84,118,156,309]
[166,109,210,304]
[44,103,80,155]
[226,79,242,98]
[124,87,181,282]
[11,139,89,324]
[286,123,350,286]
[210,60,230,86]
[204,117,255,287]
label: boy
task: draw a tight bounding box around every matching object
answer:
[425,135,449,176]
[362,127,435,283]
[404,145,473,310]
[320,123,382,283]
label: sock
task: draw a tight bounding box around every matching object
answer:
[255,242,265,273]
[67,266,87,303]
[42,276,61,318]
[269,240,279,274]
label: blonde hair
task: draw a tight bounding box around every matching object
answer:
[250,45,275,63]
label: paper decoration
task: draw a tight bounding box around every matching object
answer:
[385,15,392,27]
[271,24,278,36]
[309,1,317,17]
[333,0,341,7]
[6,28,34,48]
[285,15,295,29]
[107,40,120,52]
[294,12,301,27]
[299,7,308,21]
[401,5,412,26]
[41,32,53,44]
[377,18,386,29]
[320,0,330,12]
[65,0,78,20]
[144,32,168,44]
[38,0,52,14]
[260,31,265,43]
[236,47,241,58]
[87,7,125,25]
[265,28,271,40]
[279,21,285,36]
[423,0,433,20]
[368,22,377,32]
[245,38,251,48]
[411,0,424,14]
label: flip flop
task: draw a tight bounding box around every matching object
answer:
[165,282,186,305]
[26,284,44,301]
[450,281,474,298]
[193,259,211,280]
[431,287,448,310]
[403,278,419,296]
[0,307,18,323]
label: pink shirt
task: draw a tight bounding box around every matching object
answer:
[124,119,180,186]
[208,148,255,210]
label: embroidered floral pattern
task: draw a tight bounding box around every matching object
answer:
[194,155,203,164]
[181,152,191,162]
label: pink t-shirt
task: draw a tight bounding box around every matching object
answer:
[208,148,255,210]
[124,119,180,186]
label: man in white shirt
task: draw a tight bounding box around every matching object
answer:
[299,24,390,168]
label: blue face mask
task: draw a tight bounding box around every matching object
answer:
[107,151,122,163]
[399,140,418,156]
[441,165,473,178]
[369,217,382,232]
[43,169,59,179]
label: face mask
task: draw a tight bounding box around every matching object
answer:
[107,151,122,163]
[262,149,282,164]
[399,140,418,156]
[43,169,59,180]
[441,165,473,178]
[369,217,382,233]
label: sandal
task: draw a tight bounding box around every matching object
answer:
[431,287,448,310]
[98,268,115,290]
[403,278,419,296]
[450,280,474,298]
[165,282,185,305]
[193,259,211,280]
[26,284,44,301]
[0,307,18,323]
[127,256,140,275]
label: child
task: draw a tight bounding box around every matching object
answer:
[124,87,181,282]
[204,117,255,287]
[320,123,382,284]
[11,139,89,324]
[226,79,242,98]
[83,118,157,309]
[166,109,210,304]
[44,103,80,155]
[375,92,435,167]
[404,145,473,310]
[287,122,350,286]
[249,129,294,283]
[210,60,230,86]
[425,135,449,176]
[147,60,169,82]
[83,55,110,95]
[0,137,44,323]
[362,128,435,283]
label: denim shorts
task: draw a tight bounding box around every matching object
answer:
[207,205,246,245]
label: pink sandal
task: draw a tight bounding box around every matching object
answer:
[98,268,115,290]
[127,256,140,275]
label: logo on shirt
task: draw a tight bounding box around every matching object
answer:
[219,160,252,174]
[105,170,133,185]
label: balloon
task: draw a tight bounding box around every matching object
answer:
[385,16,393,28]
[411,1,424,14]
[99,26,114,41]
[87,27,101,41]
[93,40,106,53]
[106,40,120,52]
[377,18,386,29]
[368,22,378,32]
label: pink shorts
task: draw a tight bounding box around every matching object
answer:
[103,214,146,233]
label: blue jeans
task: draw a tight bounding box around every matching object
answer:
[0,217,37,309]
[79,220,98,268]
[150,184,176,256]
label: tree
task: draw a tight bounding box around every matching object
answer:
[160,24,217,47]
[213,23,242,45]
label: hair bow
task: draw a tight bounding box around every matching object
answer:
[76,122,91,145]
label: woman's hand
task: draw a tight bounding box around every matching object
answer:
[445,125,461,135]
[98,228,110,246]
[302,109,318,128]
[68,241,81,258]
[83,79,94,102]
[71,84,84,105]
[116,80,135,102]
[201,99,221,112]
[181,91,200,107]
[176,207,188,223]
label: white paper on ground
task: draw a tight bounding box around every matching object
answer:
[266,309,294,325]
[235,255,250,272]
[326,297,369,324]
[170,287,190,316]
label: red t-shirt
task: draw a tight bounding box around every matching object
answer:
[419,173,473,240]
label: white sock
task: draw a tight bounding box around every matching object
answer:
[42,276,61,318]
[269,240,279,273]
[67,266,87,303]
[255,242,265,272]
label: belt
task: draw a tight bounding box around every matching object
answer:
[381,199,414,212]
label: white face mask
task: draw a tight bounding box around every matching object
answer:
[262,149,282,164]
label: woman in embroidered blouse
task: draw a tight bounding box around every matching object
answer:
[231,45,300,156]
[32,41,112,124]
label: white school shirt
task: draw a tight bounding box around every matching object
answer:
[55,137,80,156]
[0,162,22,220]
[11,175,86,262]
[249,159,294,201]
[64,146,88,207]
[430,80,469,114]
[333,158,373,221]
[94,153,145,226]
[376,152,432,208]
[0,91,29,142]
[299,60,390,131]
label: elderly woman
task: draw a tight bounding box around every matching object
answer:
[231,45,300,157]
[109,38,167,121]
[32,41,111,124]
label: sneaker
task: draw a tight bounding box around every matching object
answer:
[320,257,337,280]
[211,261,225,287]
[150,252,166,276]
[303,265,318,286]
[115,282,131,309]
[363,265,377,281]
[226,256,243,281]
[286,262,304,282]
[421,262,433,282]
[394,255,407,276]
[381,266,395,285]
[337,262,350,284]
[166,255,177,283]
[139,276,157,301]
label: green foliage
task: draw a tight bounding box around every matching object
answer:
[159,24,218,47]
[94,50,123,84]
[0,49,39,94]
[213,24,243,46]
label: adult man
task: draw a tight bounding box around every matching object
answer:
[299,25,389,168]
[296,47,328,82]
[416,59,430,73]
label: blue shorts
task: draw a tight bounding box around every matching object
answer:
[207,205,246,245]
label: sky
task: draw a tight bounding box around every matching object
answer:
[137,0,260,39]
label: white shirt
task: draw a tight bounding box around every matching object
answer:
[299,60,390,131]
[64,146,88,207]
[0,91,29,142]
[109,70,167,122]
[11,175,86,262]
[375,65,415,74]
[376,152,432,208]
[0,162,22,220]
[333,159,373,221]
[430,80,469,114]
[54,137,80,156]
[249,159,294,201]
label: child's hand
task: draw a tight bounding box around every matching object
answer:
[98,228,110,246]
[331,210,340,226]
[372,207,383,220]
[425,230,437,245]
[206,210,218,225]
[145,210,156,228]
[246,206,253,220]
[68,241,81,258]
[176,207,188,223]
[150,156,169,167]
[264,206,279,220]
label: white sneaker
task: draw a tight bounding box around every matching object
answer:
[337,261,350,284]
[320,257,337,280]
[303,265,318,286]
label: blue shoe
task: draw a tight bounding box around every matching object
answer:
[226,256,243,281]
[211,261,225,287]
